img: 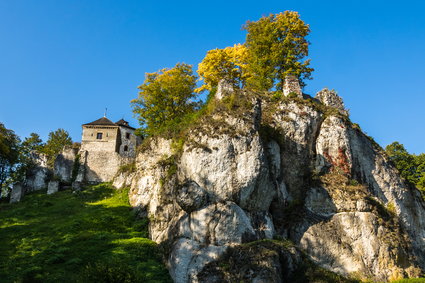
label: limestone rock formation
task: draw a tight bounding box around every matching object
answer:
[10,183,24,203]
[215,79,234,100]
[114,86,425,282]
[25,152,50,191]
[316,88,348,116]
[47,180,59,195]
[54,146,79,182]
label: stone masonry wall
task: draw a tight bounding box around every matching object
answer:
[81,126,119,153]
[118,127,137,158]
[81,150,124,183]
[283,75,302,98]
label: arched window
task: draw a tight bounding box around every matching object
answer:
[124,145,128,152]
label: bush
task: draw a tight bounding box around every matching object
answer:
[118,162,137,174]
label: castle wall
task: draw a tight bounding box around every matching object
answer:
[283,75,302,98]
[81,126,119,153]
[51,121,139,184]
[81,150,123,183]
[118,126,137,158]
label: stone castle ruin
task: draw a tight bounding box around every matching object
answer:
[13,77,346,201]
[54,116,140,185]
[81,117,138,158]
[283,74,303,98]
[12,116,141,201]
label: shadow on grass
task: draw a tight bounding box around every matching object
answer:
[0,183,171,283]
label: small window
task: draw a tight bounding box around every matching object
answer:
[126,133,130,139]
[124,145,128,152]
[96,133,103,139]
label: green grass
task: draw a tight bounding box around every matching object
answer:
[391,280,425,283]
[0,183,171,283]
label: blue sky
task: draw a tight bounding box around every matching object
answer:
[0,0,424,154]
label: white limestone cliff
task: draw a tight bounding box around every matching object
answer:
[113,85,425,282]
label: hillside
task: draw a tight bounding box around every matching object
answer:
[0,184,171,282]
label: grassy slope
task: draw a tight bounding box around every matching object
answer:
[0,184,171,283]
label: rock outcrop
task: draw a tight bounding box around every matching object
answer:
[10,183,24,203]
[114,86,425,282]
[54,146,79,182]
[25,152,50,191]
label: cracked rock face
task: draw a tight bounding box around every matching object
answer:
[316,88,348,116]
[115,89,425,282]
[176,181,208,213]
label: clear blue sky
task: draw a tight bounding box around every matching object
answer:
[1,0,424,154]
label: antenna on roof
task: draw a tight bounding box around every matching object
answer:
[104,107,107,118]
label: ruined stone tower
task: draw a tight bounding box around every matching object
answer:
[283,75,303,98]
[81,117,138,158]
[77,116,139,182]
[53,117,140,185]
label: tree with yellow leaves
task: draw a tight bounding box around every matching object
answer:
[131,63,199,136]
[244,11,314,91]
[196,44,248,93]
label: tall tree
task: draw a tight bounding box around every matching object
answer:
[0,123,21,189]
[42,129,72,168]
[244,11,314,91]
[22,133,43,153]
[131,63,199,136]
[19,133,45,175]
[385,142,425,192]
[415,154,425,190]
[196,44,248,93]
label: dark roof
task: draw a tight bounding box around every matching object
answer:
[83,117,117,127]
[115,119,129,126]
[115,119,135,130]
[83,117,136,130]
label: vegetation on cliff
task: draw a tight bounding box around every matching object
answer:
[385,142,425,196]
[131,63,200,137]
[131,11,313,137]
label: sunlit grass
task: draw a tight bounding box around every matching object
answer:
[0,183,171,282]
[391,279,425,283]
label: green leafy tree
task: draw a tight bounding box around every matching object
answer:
[131,63,199,136]
[42,129,72,168]
[22,133,43,153]
[243,11,314,91]
[385,142,416,183]
[413,154,425,190]
[19,133,45,178]
[385,142,425,193]
[0,123,21,189]
[196,44,249,93]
